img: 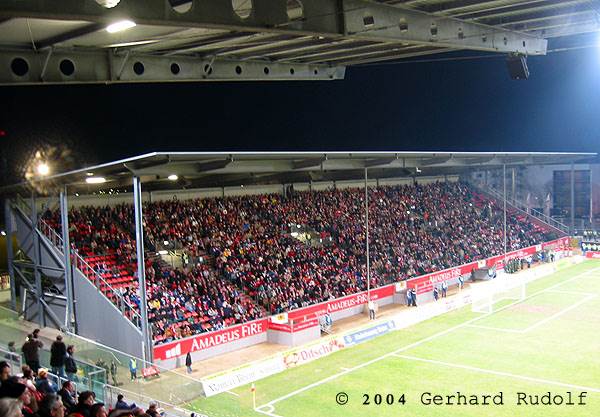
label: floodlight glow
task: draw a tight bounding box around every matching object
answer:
[168,174,178,181]
[1,231,6,236]
[86,177,107,184]
[37,162,50,176]
[106,20,136,33]
[96,0,121,8]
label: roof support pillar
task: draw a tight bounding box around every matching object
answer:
[133,176,153,364]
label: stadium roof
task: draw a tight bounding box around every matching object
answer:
[1,0,598,84]
[3,151,596,195]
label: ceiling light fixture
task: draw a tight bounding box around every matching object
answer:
[86,177,107,184]
[106,20,136,33]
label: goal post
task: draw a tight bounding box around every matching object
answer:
[471,275,526,314]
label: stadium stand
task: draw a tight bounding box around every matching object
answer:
[43,182,556,345]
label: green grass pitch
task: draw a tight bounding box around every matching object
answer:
[189,260,600,417]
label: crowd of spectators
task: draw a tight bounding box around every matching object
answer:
[46,181,555,345]
[0,360,161,417]
[141,182,553,317]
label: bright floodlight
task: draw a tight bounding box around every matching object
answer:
[86,177,107,184]
[96,0,121,8]
[168,174,178,181]
[37,162,50,176]
[1,231,6,236]
[106,20,136,33]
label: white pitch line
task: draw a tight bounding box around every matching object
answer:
[225,390,240,397]
[255,404,283,417]
[545,289,597,296]
[392,354,600,393]
[522,294,597,333]
[257,265,600,411]
[340,367,351,371]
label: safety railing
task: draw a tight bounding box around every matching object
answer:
[38,218,64,254]
[14,193,32,218]
[34,216,143,330]
[71,252,143,330]
[473,183,570,234]
[0,345,22,371]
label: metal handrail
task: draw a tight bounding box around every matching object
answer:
[14,193,31,217]
[476,185,570,234]
[36,219,143,330]
[38,219,65,254]
[72,252,143,330]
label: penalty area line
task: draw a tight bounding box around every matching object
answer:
[256,265,600,411]
[392,354,600,393]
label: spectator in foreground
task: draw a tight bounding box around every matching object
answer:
[22,335,43,373]
[1,361,11,383]
[35,369,57,396]
[20,366,38,396]
[38,394,65,417]
[145,401,159,417]
[114,395,130,410]
[70,391,95,417]
[50,336,67,379]
[64,346,78,382]
[57,381,76,413]
[90,402,108,417]
[0,377,36,417]
[0,398,23,417]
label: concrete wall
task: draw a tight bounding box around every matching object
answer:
[72,266,144,359]
[267,325,321,347]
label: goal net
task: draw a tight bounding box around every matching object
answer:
[471,275,526,314]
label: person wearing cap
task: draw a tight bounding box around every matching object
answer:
[50,336,67,379]
[35,369,57,396]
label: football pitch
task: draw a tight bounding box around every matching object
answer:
[190,260,600,417]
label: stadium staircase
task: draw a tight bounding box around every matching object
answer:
[9,195,145,359]
[467,182,569,236]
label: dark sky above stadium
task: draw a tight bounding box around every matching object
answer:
[1,33,599,184]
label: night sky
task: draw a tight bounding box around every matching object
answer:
[1,33,599,186]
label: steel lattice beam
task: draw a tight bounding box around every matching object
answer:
[0,49,345,85]
[0,0,548,52]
